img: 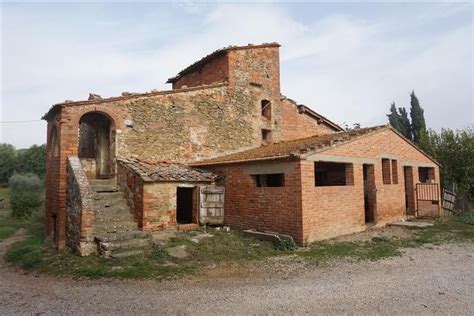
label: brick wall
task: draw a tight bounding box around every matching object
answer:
[301,160,366,242]
[117,162,210,231]
[172,54,229,89]
[302,129,440,242]
[205,159,305,244]
[280,99,337,141]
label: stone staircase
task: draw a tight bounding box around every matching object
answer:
[90,179,153,259]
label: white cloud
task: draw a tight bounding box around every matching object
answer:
[1,2,472,148]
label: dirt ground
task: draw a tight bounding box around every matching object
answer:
[0,229,473,315]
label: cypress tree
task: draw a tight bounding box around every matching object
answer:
[398,107,412,140]
[387,102,403,132]
[409,91,427,146]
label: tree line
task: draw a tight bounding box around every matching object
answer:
[387,91,474,202]
[0,143,46,184]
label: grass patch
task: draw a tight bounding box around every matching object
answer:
[0,187,10,201]
[4,214,474,280]
[4,225,278,280]
[299,240,402,263]
[300,218,474,263]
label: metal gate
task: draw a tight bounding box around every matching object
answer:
[416,183,440,217]
[199,186,225,225]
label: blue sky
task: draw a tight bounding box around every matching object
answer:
[1,1,473,148]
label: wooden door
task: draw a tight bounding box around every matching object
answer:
[199,186,225,225]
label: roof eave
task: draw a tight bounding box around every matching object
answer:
[297,104,344,131]
[190,154,298,167]
[387,125,442,167]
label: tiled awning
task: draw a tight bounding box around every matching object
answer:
[118,158,218,183]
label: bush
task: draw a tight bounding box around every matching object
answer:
[458,212,474,225]
[10,192,42,219]
[8,173,43,193]
[274,238,297,251]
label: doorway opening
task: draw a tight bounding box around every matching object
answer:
[404,166,416,215]
[78,112,115,179]
[176,187,195,224]
[363,164,376,224]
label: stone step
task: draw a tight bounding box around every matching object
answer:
[96,230,150,243]
[93,186,120,193]
[100,238,152,252]
[95,213,134,223]
[96,204,130,213]
[95,198,127,209]
[94,221,138,234]
[95,191,124,199]
[90,178,117,186]
[110,249,146,259]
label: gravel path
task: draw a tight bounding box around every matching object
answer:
[1,230,473,315]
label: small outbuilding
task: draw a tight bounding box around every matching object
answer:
[117,158,223,230]
[192,125,441,245]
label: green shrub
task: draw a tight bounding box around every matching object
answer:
[10,192,42,219]
[458,212,474,225]
[8,173,43,193]
[274,238,297,251]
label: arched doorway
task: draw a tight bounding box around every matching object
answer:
[78,112,115,179]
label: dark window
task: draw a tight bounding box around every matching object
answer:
[391,159,398,184]
[418,167,435,183]
[315,162,354,186]
[261,129,272,144]
[49,126,59,158]
[261,100,271,120]
[382,158,391,184]
[252,174,285,187]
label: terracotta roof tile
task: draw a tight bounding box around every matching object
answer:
[118,158,218,182]
[191,125,389,166]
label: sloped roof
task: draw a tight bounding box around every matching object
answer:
[191,125,440,166]
[118,158,218,183]
[166,42,281,84]
[281,96,344,131]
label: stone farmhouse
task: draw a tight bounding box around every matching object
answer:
[42,43,441,256]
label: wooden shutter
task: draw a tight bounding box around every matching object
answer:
[199,186,225,225]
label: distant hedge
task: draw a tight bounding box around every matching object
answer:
[8,173,43,219]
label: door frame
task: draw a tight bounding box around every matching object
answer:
[363,164,377,224]
[176,185,198,225]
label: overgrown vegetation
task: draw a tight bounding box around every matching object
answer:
[458,212,474,225]
[0,143,46,184]
[4,213,474,279]
[4,218,280,279]
[8,173,43,219]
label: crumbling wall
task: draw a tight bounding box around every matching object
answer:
[172,53,229,89]
[117,162,144,227]
[119,85,262,162]
[280,99,337,141]
[66,156,96,256]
